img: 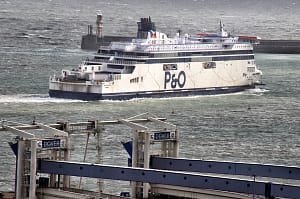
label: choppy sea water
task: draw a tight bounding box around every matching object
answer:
[0,0,300,195]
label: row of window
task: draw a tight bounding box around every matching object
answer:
[130,76,143,83]
[191,57,213,62]
[98,49,149,57]
[151,50,253,57]
[146,55,254,64]
[95,50,254,65]
[107,64,124,70]
[105,64,136,74]
[94,57,146,64]
[98,50,253,59]
[212,55,254,61]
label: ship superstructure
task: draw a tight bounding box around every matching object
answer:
[49,20,262,100]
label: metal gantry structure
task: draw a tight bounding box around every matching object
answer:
[2,120,70,199]
[1,113,300,199]
[119,115,178,198]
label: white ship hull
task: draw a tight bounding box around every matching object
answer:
[49,60,258,100]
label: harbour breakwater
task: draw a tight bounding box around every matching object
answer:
[81,34,300,54]
[81,14,300,54]
[254,40,300,54]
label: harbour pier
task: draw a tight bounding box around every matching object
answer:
[81,14,300,54]
[1,113,300,199]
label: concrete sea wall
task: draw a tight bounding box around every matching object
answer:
[254,40,300,54]
[81,35,300,54]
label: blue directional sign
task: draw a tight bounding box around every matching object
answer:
[42,139,61,148]
[151,131,175,141]
[154,132,170,140]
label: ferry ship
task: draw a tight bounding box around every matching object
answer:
[49,20,262,100]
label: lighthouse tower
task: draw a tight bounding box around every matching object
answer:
[96,12,103,38]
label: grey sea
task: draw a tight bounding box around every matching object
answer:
[0,0,300,195]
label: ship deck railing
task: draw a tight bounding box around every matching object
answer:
[93,58,138,65]
[109,40,253,53]
[95,53,149,59]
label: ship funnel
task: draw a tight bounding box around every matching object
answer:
[137,16,156,39]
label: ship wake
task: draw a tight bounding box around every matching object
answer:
[0,94,84,103]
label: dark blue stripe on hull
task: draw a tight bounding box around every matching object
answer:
[49,90,103,101]
[49,85,255,101]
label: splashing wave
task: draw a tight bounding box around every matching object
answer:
[0,94,83,103]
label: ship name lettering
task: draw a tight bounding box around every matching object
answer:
[164,71,186,89]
